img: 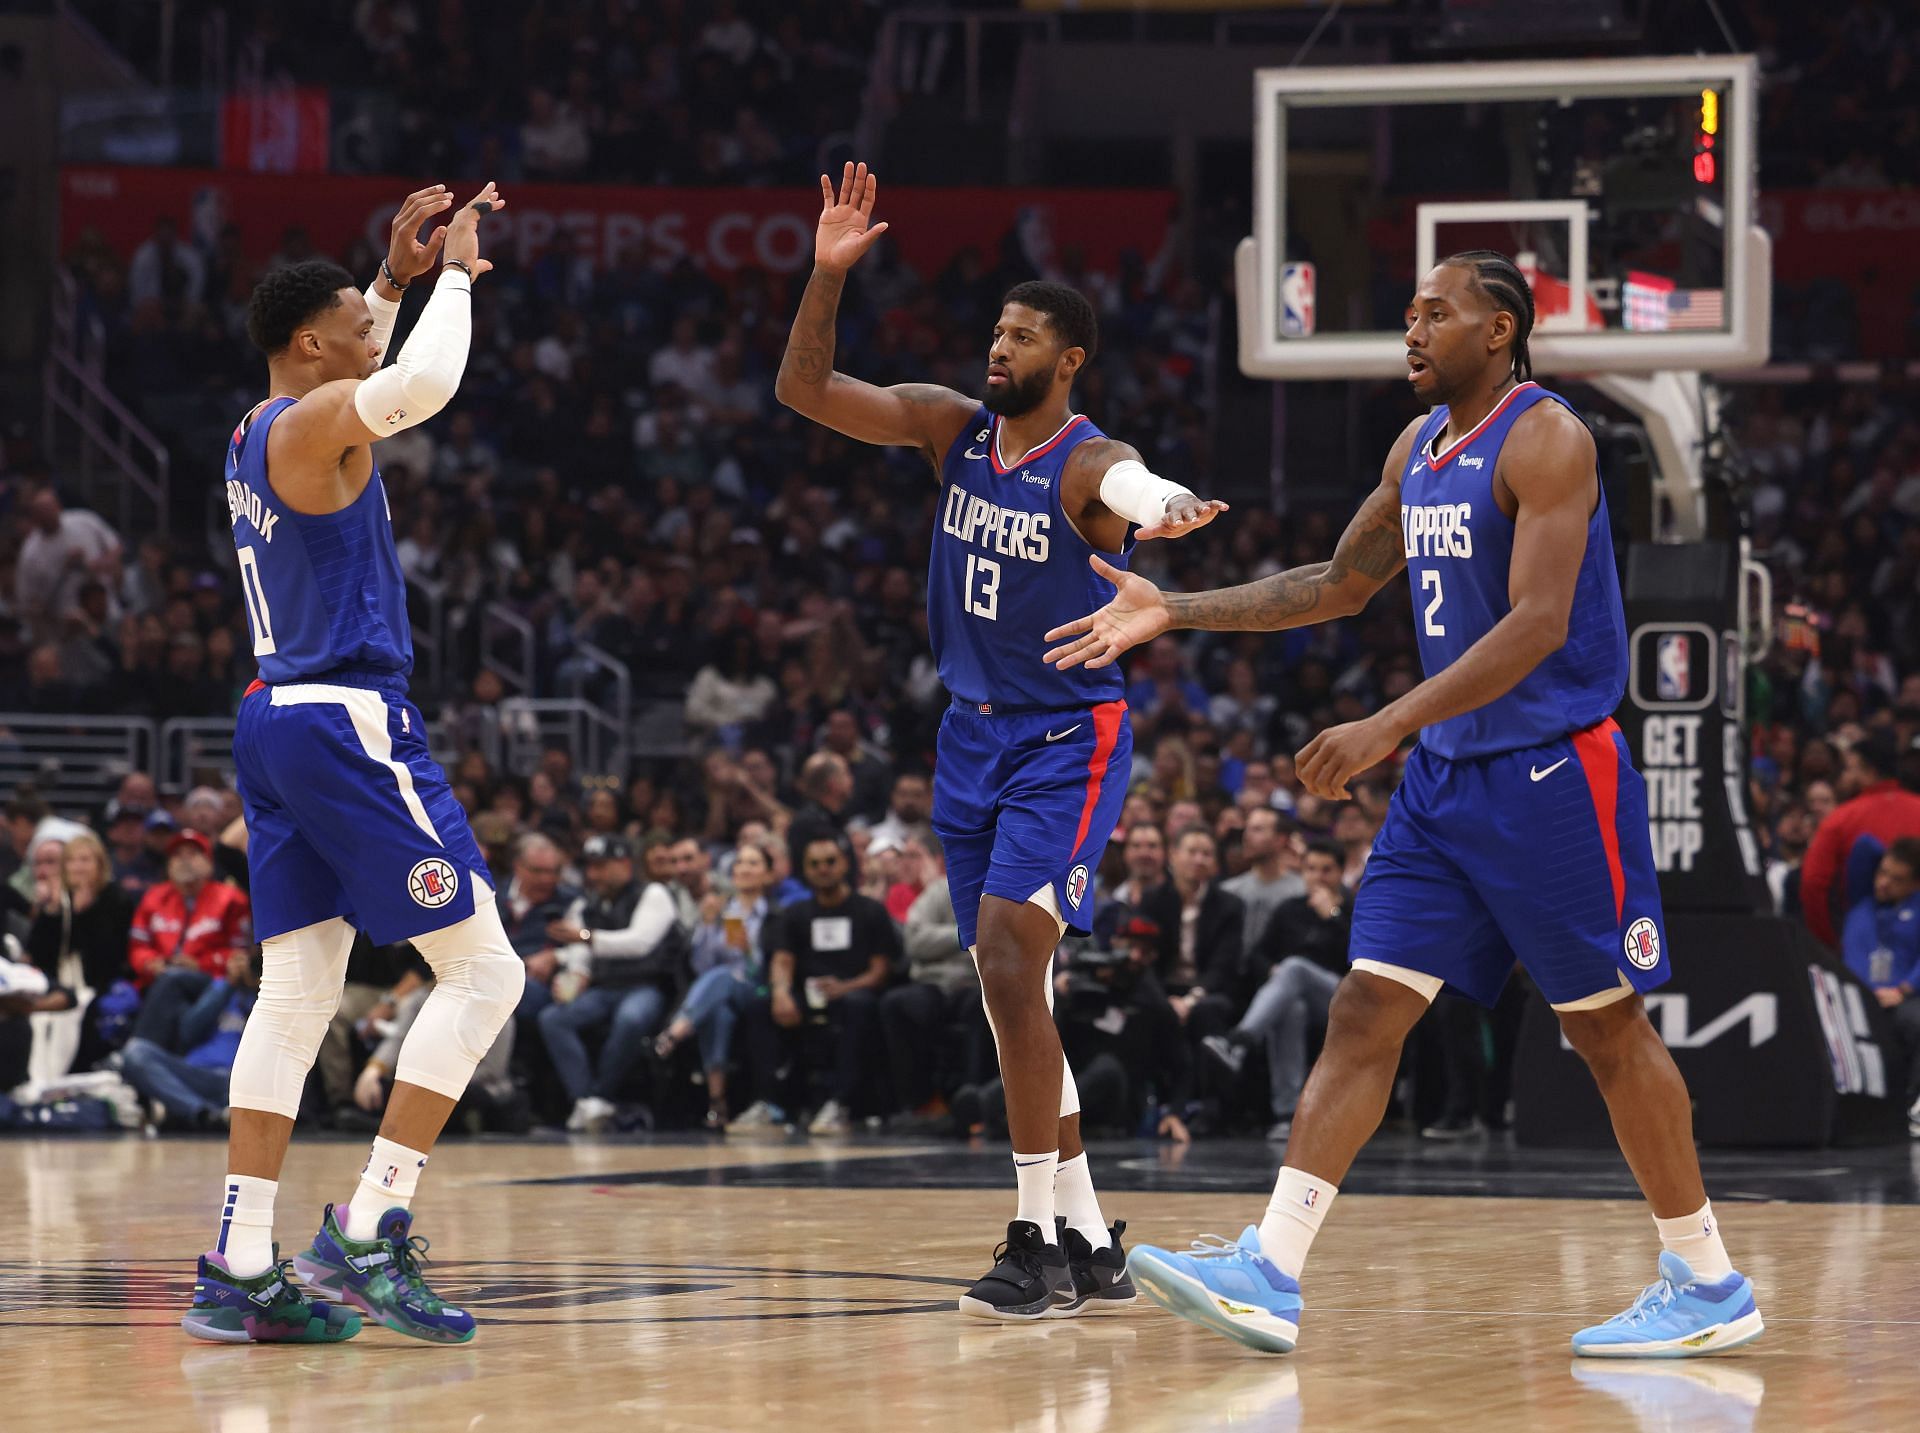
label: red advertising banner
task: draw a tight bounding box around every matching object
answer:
[219,91,332,174]
[59,167,1176,281]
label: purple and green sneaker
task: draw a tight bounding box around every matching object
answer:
[181,1248,363,1344]
[292,1203,476,1344]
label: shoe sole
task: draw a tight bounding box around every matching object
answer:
[957,1293,1072,1321]
[1572,1309,1764,1359]
[1127,1249,1298,1355]
[180,1309,362,1344]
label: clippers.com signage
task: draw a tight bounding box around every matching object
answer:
[60,167,1175,280]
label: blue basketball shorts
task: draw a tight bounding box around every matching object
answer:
[1349,717,1670,1008]
[932,699,1132,951]
[233,675,493,946]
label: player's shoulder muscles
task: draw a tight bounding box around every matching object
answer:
[1496,397,1596,517]
[264,380,382,514]
[1061,435,1141,506]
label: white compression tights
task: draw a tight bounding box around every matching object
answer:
[970,881,1081,1120]
[228,897,524,1118]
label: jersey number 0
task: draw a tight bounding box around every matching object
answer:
[236,545,278,656]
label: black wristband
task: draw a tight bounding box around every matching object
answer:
[441,258,475,281]
[379,257,407,292]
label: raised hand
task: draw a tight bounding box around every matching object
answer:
[384,184,454,287]
[814,161,889,274]
[1042,553,1173,670]
[441,181,506,280]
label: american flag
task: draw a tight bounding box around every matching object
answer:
[1622,270,1723,332]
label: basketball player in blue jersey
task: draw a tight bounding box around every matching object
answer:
[777,163,1229,1320]
[179,184,526,1346]
[1046,251,1763,1358]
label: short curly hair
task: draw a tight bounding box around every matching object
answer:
[1001,280,1099,361]
[245,259,357,355]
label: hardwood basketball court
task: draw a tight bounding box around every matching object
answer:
[3,1134,1914,1431]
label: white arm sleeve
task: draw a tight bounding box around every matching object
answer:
[363,283,401,363]
[352,269,472,436]
[1099,457,1194,526]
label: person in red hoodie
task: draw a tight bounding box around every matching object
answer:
[1800,732,1920,948]
[127,829,254,1051]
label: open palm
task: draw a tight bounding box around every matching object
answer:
[1042,554,1172,671]
[815,161,889,273]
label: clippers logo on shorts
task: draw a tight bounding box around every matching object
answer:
[1656,633,1690,701]
[1624,917,1662,970]
[1065,864,1089,910]
[408,856,458,909]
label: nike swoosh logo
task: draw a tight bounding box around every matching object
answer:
[1530,758,1569,782]
[1045,725,1081,742]
[966,447,987,460]
[1013,1158,1051,1168]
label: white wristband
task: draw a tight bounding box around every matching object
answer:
[1099,458,1193,526]
[363,284,401,364]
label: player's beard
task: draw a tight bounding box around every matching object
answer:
[982,366,1052,417]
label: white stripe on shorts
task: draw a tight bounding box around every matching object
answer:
[269,683,443,845]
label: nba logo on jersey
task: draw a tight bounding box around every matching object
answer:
[1280,262,1316,337]
[1656,633,1690,701]
[409,857,458,909]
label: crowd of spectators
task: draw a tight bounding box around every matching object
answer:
[9,1,1920,1135]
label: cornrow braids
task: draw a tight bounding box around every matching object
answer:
[1442,249,1535,382]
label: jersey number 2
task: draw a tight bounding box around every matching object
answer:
[1420,569,1445,637]
[236,545,277,656]
[964,553,1000,622]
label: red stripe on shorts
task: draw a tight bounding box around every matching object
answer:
[1069,700,1127,859]
[244,677,267,698]
[1571,716,1626,923]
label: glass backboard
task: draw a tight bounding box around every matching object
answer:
[1237,55,1770,379]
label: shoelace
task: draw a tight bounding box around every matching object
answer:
[1611,1274,1680,1327]
[1186,1234,1254,1261]
[388,1234,441,1307]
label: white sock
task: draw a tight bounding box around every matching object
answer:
[345,1136,429,1241]
[1654,1201,1734,1281]
[1054,1152,1111,1249]
[218,1174,277,1278]
[1013,1150,1059,1240]
[1257,1166,1338,1280]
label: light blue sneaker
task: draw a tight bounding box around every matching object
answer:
[1571,1252,1764,1358]
[1127,1225,1301,1354]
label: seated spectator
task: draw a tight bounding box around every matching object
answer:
[1801,732,1920,947]
[786,751,854,873]
[1220,808,1305,955]
[537,834,684,1134]
[1092,821,1166,946]
[1204,840,1352,1140]
[1138,828,1245,1051]
[879,835,987,1128]
[319,933,428,1127]
[867,771,934,853]
[120,946,254,1130]
[23,828,135,1071]
[102,799,164,898]
[349,944,523,1134]
[1057,916,1193,1141]
[732,836,898,1135]
[1841,837,1920,1128]
[654,838,777,1128]
[128,829,252,987]
[499,833,579,1033]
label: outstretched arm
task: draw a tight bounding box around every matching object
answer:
[774,162,975,462]
[1296,402,1597,797]
[1042,417,1420,670]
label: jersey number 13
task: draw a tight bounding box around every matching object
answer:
[964,553,1000,622]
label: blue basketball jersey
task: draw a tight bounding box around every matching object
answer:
[928,407,1131,709]
[1399,382,1626,759]
[225,397,413,685]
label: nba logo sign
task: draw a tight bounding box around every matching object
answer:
[1065,864,1089,910]
[408,856,459,909]
[1279,262,1316,337]
[1655,633,1690,701]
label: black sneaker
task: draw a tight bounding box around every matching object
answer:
[1057,1218,1137,1311]
[957,1220,1074,1321]
[1420,1112,1487,1141]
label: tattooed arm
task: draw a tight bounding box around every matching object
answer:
[774,162,975,463]
[1042,417,1419,670]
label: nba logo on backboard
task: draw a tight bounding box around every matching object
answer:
[1065,864,1089,910]
[1656,633,1690,701]
[1279,262,1316,337]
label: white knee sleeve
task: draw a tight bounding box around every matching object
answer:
[395,898,526,1102]
[970,944,1079,1118]
[230,917,356,1119]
